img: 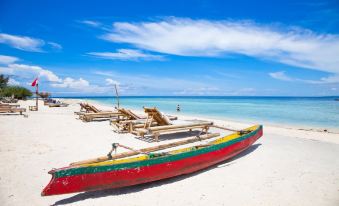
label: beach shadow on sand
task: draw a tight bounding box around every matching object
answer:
[52,143,261,206]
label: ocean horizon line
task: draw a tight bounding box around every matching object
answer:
[53,95,339,99]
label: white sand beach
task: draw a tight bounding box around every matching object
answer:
[0,99,339,206]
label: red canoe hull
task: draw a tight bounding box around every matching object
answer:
[42,126,262,196]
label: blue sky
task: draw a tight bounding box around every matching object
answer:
[0,0,338,96]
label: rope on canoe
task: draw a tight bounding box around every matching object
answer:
[107,143,119,160]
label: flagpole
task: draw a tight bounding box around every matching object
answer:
[114,84,120,108]
[36,83,39,111]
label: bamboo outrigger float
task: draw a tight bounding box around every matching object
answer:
[42,125,263,196]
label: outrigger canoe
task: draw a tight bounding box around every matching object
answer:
[42,125,263,196]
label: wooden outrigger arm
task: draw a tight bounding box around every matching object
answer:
[212,125,251,135]
[70,133,220,166]
[70,125,248,166]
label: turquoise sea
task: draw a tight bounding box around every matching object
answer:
[63,96,339,129]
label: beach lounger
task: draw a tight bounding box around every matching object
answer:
[110,108,146,132]
[75,103,121,122]
[44,99,54,105]
[29,106,38,111]
[80,103,101,113]
[48,102,69,107]
[74,103,91,115]
[117,108,143,120]
[109,108,144,123]
[1,97,18,103]
[43,98,69,107]
[75,103,112,115]
[79,103,92,112]
[0,105,26,115]
[80,111,122,122]
[133,107,213,141]
[0,103,20,108]
[110,108,178,133]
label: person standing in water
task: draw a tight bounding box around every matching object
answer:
[176,104,181,112]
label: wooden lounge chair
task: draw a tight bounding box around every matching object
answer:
[29,106,38,111]
[75,103,110,115]
[48,102,69,107]
[74,103,91,115]
[110,108,144,123]
[132,107,213,141]
[81,103,100,113]
[44,99,54,105]
[110,108,178,133]
[77,103,121,122]
[79,103,93,113]
[110,108,146,132]
[0,104,26,115]
[1,97,18,103]
[80,111,122,122]
[117,108,143,120]
[0,103,20,108]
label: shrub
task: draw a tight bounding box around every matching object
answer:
[1,86,33,100]
[39,92,51,99]
[0,74,9,89]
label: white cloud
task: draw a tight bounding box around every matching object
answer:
[47,42,62,50]
[174,87,220,95]
[269,71,339,84]
[81,20,102,27]
[102,18,339,74]
[51,77,89,89]
[8,78,20,86]
[227,88,257,96]
[51,77,108,93]
[269,71,293,81]
[0,55,19,64]
[105,78,120,86]
[238,87,256,93]
[0,61,108,93]
[88,49,164,61]
[174,87,257,96]
[0,33,62,52]
[0,33,45,52]
[94,70,206,90]
[0,64,61,82]
[94,70,216,95]
[316,75,339,84]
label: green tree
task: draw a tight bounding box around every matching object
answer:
[1,86,33,100]
[0,74,9,89]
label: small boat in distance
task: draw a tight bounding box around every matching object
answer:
[41,125,263,196]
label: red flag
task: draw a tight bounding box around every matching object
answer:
[31,78,38,87]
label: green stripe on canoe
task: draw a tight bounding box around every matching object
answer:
[54,126,262,178]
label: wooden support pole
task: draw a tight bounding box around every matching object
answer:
[116,144,148,155]
[148,122,213,132]
[211,125,239,132]
[70,132,220,166]
[114,84,120,108]
[211,125,251,135]
[36,83,39,111]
